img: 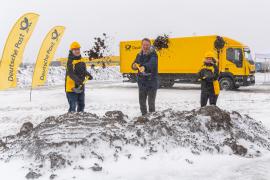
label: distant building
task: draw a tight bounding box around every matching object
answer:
[255,54,270,72]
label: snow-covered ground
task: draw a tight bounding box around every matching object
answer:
[1,68,270,180]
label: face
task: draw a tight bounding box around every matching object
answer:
[205,57,213,64]
[72,48,81,56]
[141,40,151,54]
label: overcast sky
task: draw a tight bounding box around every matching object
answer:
[0,0,270,62]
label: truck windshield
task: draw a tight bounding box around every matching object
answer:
[244,48,254,65]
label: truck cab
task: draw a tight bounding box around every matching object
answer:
[219,46,255,89]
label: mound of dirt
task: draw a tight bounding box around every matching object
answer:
[0,106,270,175]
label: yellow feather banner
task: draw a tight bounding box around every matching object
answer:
[31,26,65,88]
[0,13,39,90]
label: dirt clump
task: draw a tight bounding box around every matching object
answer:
[230,142,248,156]
[49,152,69,169]
[198,105,232,131]
[104,111,127,124]
[49,174,57,180]
[153,34,170,51]
[25,171,42,179]
[90,163,102,172]
[84,33,115,69]
[135,116,149,124]
[84,33,108,60]
[19,122,34,136]
[0,139,7,150]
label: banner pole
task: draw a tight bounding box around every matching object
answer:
[30,87,32,102]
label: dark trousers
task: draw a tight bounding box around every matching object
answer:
[66,92,85,112]
[200,92,218,107]
[139,88,157,115]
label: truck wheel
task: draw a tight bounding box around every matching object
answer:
[164,82,175,88]
[126,74,136,83]
[219,77,234,90]
[160,81,175,88]
[234,85,240,89]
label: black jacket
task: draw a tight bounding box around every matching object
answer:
[65,52,93,92]
[198,63,219,93]
[132,49,159,89]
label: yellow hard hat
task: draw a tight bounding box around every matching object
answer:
[204,51,217,60]
[70,41,81,50]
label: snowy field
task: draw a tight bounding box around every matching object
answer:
[1,68,270,180]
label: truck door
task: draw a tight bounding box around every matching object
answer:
[225,47,245,75]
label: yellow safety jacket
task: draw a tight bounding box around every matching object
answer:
[65,59,87,92]
[199,65,220,96]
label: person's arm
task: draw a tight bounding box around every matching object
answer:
[142,53,157,72]
[85,71,93,80]
[67,59,83,85]
[131,54,140,70]
[198,69,202,80]
[198,68,205,81]
[81,62,93,80]
[205,70,215,82]
[198,68,214,82]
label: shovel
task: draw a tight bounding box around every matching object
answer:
[72,76,90,93]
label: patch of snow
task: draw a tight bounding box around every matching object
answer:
[17,65,123,88]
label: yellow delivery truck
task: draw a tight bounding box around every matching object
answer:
[120,35,255,90]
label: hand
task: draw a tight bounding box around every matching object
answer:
[86,74,93,80]
[132,63,139,70]
[139,66,145,72]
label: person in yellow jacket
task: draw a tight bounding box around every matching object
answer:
[65,42,93,112]
[198,51,220,107]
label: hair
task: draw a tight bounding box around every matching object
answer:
[141,38,151,44]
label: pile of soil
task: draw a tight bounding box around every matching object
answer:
[153,34,170,51]
[0,106,270,177]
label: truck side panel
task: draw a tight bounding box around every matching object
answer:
[120,36,217,74]
[120,35,256,89]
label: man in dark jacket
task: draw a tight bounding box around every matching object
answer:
[65,41,93,112]
[198,51,219,107]
[131,38,159,115]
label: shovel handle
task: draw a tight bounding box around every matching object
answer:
[135,63,144,73]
